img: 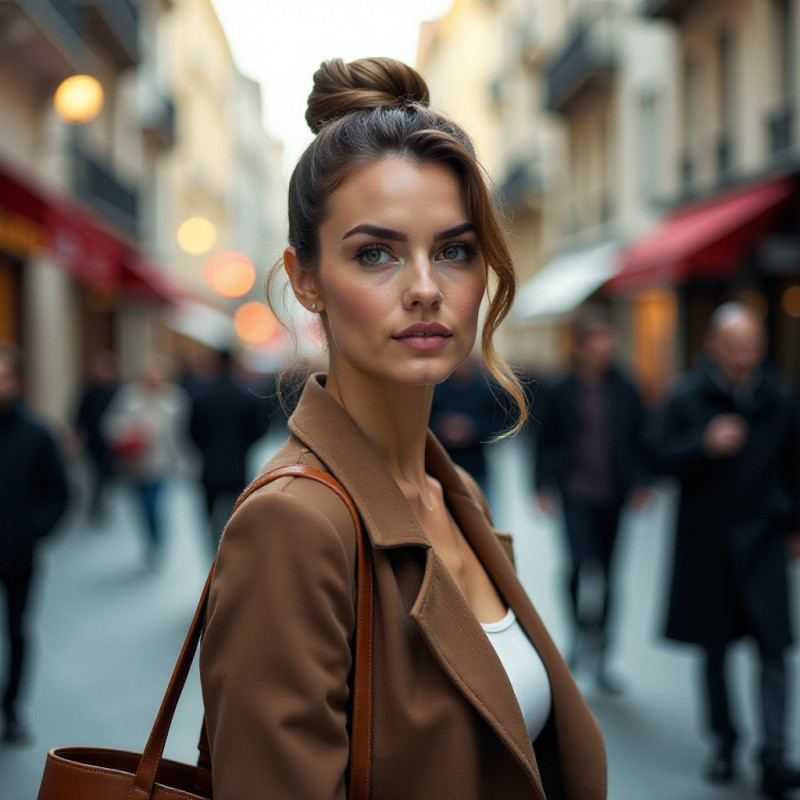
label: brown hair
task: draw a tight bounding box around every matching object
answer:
[268,57,527,435]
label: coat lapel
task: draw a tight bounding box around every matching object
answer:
[289,377,545,795]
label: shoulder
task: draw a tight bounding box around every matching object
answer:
[15,407,56,443]
[223,450,358,571]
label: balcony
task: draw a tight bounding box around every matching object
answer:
[0,1,94,88]
[140,89,177,149]
[546,7,619,115]
[500,158,542,211]
[71,144,138,238]
[74,0,140,68]
[767,105,795,156]
[640,0,694,20]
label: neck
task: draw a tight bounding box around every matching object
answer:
[324,367,433,492]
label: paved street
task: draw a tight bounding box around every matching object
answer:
[2,433,799,799]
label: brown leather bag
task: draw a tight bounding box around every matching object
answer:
[36,465,373,800]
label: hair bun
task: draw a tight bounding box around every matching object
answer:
[305,57,430,134]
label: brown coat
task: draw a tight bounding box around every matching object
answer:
[200,375,606,800]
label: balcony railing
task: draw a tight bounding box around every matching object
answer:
[71,144,139,238]
[141,92,177,150]
[500,159,543,210]
[74,0,140,68]
[767,106,795,156]
[546,7,618,115]
[0,1,93,81]
[640,0,694,20]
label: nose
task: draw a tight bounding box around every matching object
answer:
[403,258,443,310]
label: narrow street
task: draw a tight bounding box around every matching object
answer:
[2,433,799,800]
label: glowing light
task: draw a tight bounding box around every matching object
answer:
[177,217,217,255]
[54,75,104,124]
[234,302,278,344]
[204,251,256,298]
[781,286,800,318]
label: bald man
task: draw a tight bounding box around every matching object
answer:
[650,303,800,798]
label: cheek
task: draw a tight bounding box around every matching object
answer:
[452,273,487,326]
[323,277,394,333]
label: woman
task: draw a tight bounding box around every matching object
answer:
[103,354,189,567]
[200,57,606,799]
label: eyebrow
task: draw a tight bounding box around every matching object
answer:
[341,222,476,242]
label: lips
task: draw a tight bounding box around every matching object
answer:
[394,322,451,339]
[393,322,452,352]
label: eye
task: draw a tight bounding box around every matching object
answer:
[355,244,395,267]
[436,242,478,263]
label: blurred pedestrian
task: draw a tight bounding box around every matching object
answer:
[189,349,266,553]
[72,351,119,524]
[430,356,500,496]
[103,354,190,569]
[649,302,800,797]
[200,56,606,799]
[0,343,69,743]
[535,305,650,692]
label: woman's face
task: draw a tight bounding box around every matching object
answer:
[297,156,486,389]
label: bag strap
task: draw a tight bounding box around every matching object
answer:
[128,464,373,800]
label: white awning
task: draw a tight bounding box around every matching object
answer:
[514,241,620,322]
[166,300,236,349]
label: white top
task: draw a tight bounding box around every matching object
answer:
[481,608,552,742]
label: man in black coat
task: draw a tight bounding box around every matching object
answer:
[536,306,650,691]
[650,302,800,798]
[73,351,119,522]
[430,357,501,497]
[0,344,69,743]
[189,350,266,553]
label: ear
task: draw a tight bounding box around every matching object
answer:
[284,247,324,313]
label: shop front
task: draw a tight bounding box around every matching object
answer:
[609,173,800,397]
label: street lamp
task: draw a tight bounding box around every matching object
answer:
[53,74,104,124]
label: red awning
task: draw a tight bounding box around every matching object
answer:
[0,156,177,302]
[121,250,182,305]
[609,176,796,293]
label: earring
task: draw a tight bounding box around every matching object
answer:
[310,303,317,311]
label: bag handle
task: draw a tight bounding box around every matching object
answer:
[127,464,373,800]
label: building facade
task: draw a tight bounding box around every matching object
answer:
[418,0,800,399]
[0,0,284,424]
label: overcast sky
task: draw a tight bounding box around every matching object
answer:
[212,0,453,171]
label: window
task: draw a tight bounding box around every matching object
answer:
[640,91,659,202]
[774,0,795,101]
[717,29,735,172]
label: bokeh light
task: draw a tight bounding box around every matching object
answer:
[781,286,800,318]
[204,251,256,298]
[54,75,104,124]
[177,217,217,255]
[234,301,278,344]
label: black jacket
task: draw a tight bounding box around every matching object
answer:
[0,402,69,570]
[189,376,266,493]
[649,362,800,650]
[535,365,649,503]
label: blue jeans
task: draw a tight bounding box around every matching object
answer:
[133,480,164,550]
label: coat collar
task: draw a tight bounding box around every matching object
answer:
[289,375,550,794]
